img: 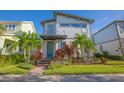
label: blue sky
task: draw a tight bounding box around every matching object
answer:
[0,10,124,34]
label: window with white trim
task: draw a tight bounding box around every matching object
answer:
[60,23,87,28]
[5,24,16,31]
[47,24,55,35]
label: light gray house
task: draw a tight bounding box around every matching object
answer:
[92,20,124,56]
[41,12,94,59]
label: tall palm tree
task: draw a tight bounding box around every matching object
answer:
[13,31,29,63]
[13,31,42,63]
[0,24,5,36]
[73,33,96,62]
[27,33,42,63]
[73,33,87,58]
[84,38,96,61]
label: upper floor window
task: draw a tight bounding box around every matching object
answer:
[60,24,70,27]
[5,24,16,31]
[81,24,87,28]
[47,24,55,35]
[60,23,87,28]
[120,26,124,33]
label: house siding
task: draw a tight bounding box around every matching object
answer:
[42,13,93,58]
[93,21,124,56]
[0,21,36,55]
[93,23,118,45]
[56,15,90,38]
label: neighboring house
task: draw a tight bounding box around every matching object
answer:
[0,21,36,55]
[92,20,124,56]
[41,12,94,59]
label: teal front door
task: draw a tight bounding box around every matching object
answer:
[47,42,54,58]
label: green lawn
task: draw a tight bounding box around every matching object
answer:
[43,60,124,75]
[0,64,35,75]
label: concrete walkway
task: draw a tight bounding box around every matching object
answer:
[1,74,124,82]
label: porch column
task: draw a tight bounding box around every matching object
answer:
[42,40,47,58]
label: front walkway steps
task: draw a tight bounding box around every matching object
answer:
[38,58,54,64]
[28,65,46,75]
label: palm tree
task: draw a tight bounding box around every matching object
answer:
[73,33,87,59]
[13,31,42,63]
[73,33,96,62]
[84,38,96,62]
[0,24,5,36]
[27,33,42,63]
[13,31,29,63]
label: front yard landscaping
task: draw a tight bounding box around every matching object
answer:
[43,60,124,75]
[0,64,35,75]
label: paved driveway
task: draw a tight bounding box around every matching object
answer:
[0,74,124,82]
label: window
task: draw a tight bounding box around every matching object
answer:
[120,26,124,33]
[118,22,124,33]
[12,25,16,30]
[47,24,55,35]
[59,41,65,48]
[60,23,87,28]
[81,23,87,28]
[61,42,65,48]
[60,24,70,27]
[71,24,81,27]
[8,25,12,30]
[5,24,16,31]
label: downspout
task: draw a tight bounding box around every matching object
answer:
[115,22,124,56]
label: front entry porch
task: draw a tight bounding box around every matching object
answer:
[1,39,16,55]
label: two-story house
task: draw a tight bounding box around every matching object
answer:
[0,21,36,55]
[41,12,94,59]
[92,20,124,56]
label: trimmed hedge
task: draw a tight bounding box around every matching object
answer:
[107,55,123,60]
[94,51,124,60]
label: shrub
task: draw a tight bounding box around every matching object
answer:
[17,63,34,70]
[107,55,123,60]
[1,54,24,65]
[94,53,103,58]
[55,43,74,60]
[102,51,109,57]
[100,57,107,64]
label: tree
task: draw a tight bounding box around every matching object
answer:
[27,33,42,63]
[13,32,29,63]
[73,33,87,59]
[72,33,96,62]
[13,31,42,63]
[84,38,96,57]
[0,24,5,36]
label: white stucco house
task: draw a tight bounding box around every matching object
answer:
[0,21,36,55]
[41,12,94,59]
[92,20,124,56]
